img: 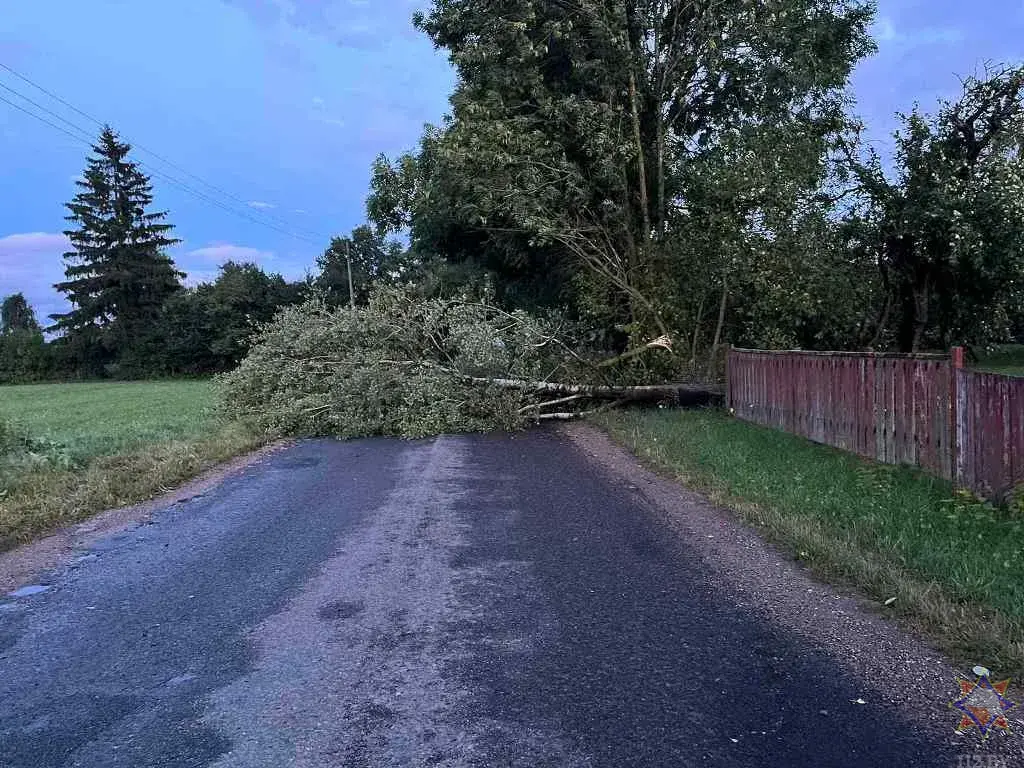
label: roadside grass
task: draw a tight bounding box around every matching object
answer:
[974,344,1024,377]
[0,381,267,551]
[596,408,1024,679]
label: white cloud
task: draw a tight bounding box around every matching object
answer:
[0,232,70,254]
[0,232,72,321]
[178,243,310,284]
[292,209,308,214]
[178,243,277,286]
[314,115,346,128]
[182,269,221,288]
[309,95,346,127]
[247,200,276,210]
[875,17,897,43]
[873,17,964,48]
[0,234,309,320]
[184,243,275,264]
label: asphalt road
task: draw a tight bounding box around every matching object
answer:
[0,430,967,766]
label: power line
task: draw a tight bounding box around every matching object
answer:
[0,61,332,243]
[0,92,94,149]
[0,61,104,131]
[0,77,324,246]
[138,162,322,245]
[0,80,97,143]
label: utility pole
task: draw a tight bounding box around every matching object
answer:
[345,239,355,311]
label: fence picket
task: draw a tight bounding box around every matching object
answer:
[727,348,1024,499]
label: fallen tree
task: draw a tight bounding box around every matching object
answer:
[217,288,717,439]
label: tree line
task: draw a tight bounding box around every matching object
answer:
[364,0,1024,371]
[0,128,405,383]
[6,1,1024,386]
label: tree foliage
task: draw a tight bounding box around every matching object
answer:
[52,126,183,374]
[1,294,40,334]
[0,294,48,383]
[315,225,409,306]
[158,261,307,374]
[371,0,875,357]
[845,65,1024,351]
[218,288,567,438]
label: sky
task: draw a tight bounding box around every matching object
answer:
[0,0,1022,323]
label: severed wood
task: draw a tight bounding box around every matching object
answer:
[465,375,722,406]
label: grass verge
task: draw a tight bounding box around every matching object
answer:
[596,407,1024,679]
[0,381,268,551]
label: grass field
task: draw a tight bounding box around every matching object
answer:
[974,344,1024,376]
[0,380,218,462]
[0,380,264,551]
[598,407,1024,679]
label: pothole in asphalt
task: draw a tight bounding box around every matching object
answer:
[317,599,365,621]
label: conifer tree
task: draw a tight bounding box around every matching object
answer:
[52,126,183,372]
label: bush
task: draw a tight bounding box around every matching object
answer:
[217,289,568,438]
[0,420,76,493]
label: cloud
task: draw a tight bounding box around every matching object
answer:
[178,242,311,285]
[873,16,965,48]
[184,243,276,264]
[225,0,420,51]
[178,243,277,286]
[220,0,282,25]
[247,200,276,209]
[309,94,347,128]
[0,232,70,254]
[0,233,310,318]
[875,17,897,43]
[0,232,72,321]
[315,116,346,128]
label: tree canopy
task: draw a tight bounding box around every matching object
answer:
[371,0,875,354]
[845,65,1024,351]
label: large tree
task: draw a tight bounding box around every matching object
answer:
[372,0,874,356]
[315,225,409,307]
[158,261,307,374]
[0,293,47,383]
[52,126,183,373]
[0,293,39,334]
[846,65,1024,351]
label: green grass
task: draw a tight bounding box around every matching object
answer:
[974,344,1024,377]
[0,380,217,462]
[597,407,1024,677]
[0,380,266,550]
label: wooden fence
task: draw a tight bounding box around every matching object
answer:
[727,347,1024,498]
[955,369,1024,497]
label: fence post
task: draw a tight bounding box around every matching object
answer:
[950,346,965,486]
[725,345,732,412]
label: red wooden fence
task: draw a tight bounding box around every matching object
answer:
[728,348,1024,497]
[955,369,1024,497]
[727,349,955,480]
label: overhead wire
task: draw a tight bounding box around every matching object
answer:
[0,62,330,245]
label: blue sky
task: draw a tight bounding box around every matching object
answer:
[0,0,1021,322]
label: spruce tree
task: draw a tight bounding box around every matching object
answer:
[52,126,183,373]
